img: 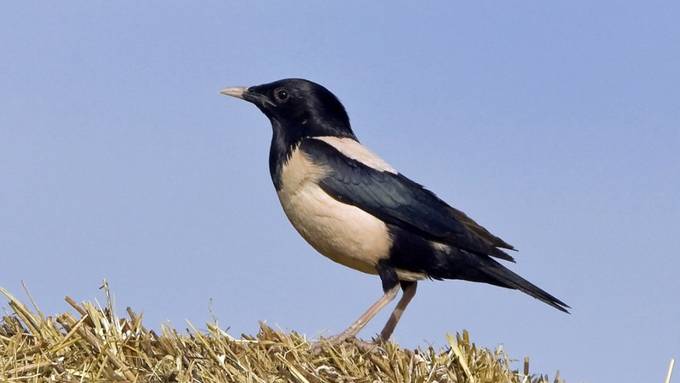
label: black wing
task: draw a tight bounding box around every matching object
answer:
[301,138,516,262]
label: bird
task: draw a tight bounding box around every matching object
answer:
[220,78,569,346]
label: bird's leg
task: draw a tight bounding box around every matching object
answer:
[378,281,417,342]
[314,261,400,351]
[325,285,399,346]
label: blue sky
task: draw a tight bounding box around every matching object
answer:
[1,2,678,382]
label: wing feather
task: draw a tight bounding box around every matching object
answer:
[301,138,515,262]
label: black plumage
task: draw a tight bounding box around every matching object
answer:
[221,78,569,345]
[300,138,517,262]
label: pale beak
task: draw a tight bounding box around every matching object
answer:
[220,87,248,99]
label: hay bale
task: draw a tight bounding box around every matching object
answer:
[0,286,559,382]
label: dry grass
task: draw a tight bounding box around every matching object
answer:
[1,284,561,382]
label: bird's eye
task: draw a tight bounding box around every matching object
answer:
[274,88,289,103]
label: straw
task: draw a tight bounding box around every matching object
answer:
[1,285,560,382]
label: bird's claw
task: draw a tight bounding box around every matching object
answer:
[309,335,347,355]
[351,337,385,353]
[310,335,386,355]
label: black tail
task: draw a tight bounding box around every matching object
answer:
[480,257,570,313]
[439,251,570,313]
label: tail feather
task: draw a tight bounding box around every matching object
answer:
[480,258,570,313]
[437,250,570,313]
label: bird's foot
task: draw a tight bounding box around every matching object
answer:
[309,335,349,355]
[351,337,385,353]
[310,335,386,355]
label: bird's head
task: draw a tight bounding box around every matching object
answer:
[221,78,356,140]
